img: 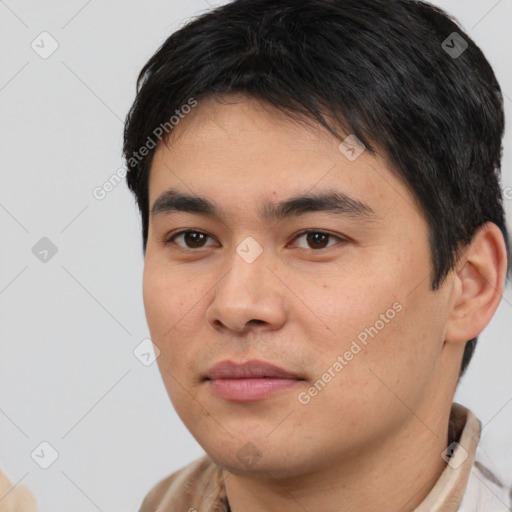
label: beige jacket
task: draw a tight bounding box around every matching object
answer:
[138,403,512,512]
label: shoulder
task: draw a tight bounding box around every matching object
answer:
[138,454,226,512]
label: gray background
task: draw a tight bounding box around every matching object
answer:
[0,1,511,510]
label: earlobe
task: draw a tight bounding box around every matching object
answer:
[444,222,508,345]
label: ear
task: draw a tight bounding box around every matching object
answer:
[445,222,508,344]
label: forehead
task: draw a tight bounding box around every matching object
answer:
[147,95,418,219]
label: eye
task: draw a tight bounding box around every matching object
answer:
[165,230,216,249]
[291,230,346,250]
[164,229,347,251]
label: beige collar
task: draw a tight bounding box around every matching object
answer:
[414,403,481,511]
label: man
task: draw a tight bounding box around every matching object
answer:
[123,0,512,510]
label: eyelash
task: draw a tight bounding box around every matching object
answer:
[164,229,347,251]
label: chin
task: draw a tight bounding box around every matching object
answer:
[199,438,310,479]
[211,453,296,478]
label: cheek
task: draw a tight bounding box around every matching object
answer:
[142,260,208,364]
[309,265,430,377]
[301,273,401,352]
[142,264,193,401]
[142,260,186,351]
[142,257,194,325]
[142,263,166,332]
[354,288,446,405]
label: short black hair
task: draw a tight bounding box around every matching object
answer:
[123,0,511,377]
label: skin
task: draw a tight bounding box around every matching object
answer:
[142,93,507,512]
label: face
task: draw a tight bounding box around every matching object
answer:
[143,94,455,478]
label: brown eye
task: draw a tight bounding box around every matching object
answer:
[293,230,345,250]
[306,232,329,249]
[166,230,214,249]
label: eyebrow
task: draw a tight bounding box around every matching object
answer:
[150,189,376,222]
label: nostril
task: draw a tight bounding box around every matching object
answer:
[248,319,265,326]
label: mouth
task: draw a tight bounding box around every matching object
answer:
[204,360,305,402]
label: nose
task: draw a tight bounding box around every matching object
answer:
[206,243,288,334]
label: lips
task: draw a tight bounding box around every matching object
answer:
[205,360,302,380]
[205,360,304,402]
